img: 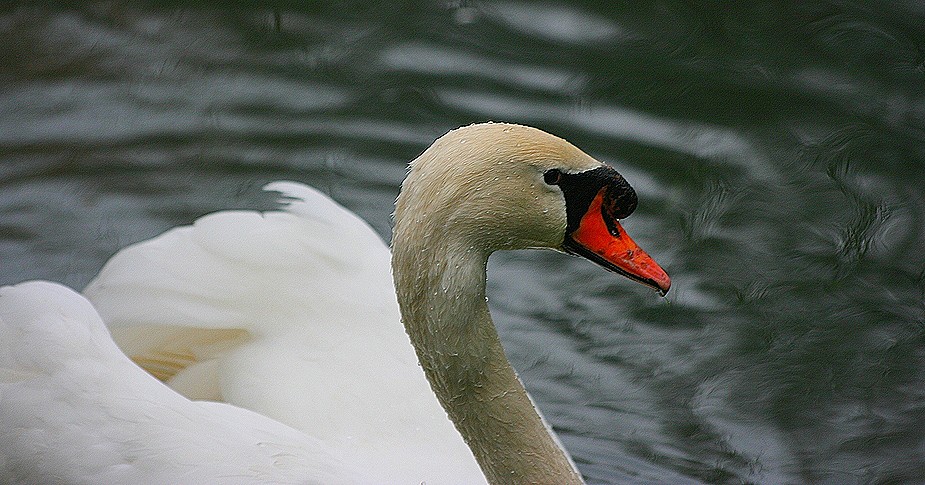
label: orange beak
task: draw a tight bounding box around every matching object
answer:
[564,188,671,295]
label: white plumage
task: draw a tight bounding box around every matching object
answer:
[0,280,368,484]
[82,181,486,483]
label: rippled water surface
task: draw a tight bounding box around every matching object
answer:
[3,2,925,483]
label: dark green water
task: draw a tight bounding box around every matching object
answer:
[2,2,924,483]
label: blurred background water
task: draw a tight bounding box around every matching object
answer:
[2,2,925,483]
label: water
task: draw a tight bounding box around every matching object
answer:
[2,2,924,483]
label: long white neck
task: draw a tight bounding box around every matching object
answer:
[392,219,583,484]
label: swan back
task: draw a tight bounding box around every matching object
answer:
[0,281,366,484]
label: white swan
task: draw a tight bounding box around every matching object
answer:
[3,122,670,483]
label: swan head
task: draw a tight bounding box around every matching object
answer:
[395,122,670,295]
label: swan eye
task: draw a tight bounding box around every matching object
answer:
[543,169,562,185]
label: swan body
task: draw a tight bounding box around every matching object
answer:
[0,281,368,484]
[2,122,670,483]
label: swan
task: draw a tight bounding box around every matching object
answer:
[4,122,669,483]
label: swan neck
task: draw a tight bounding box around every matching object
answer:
[392,233,582,484]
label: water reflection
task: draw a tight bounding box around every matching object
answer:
[2,2,924,483]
